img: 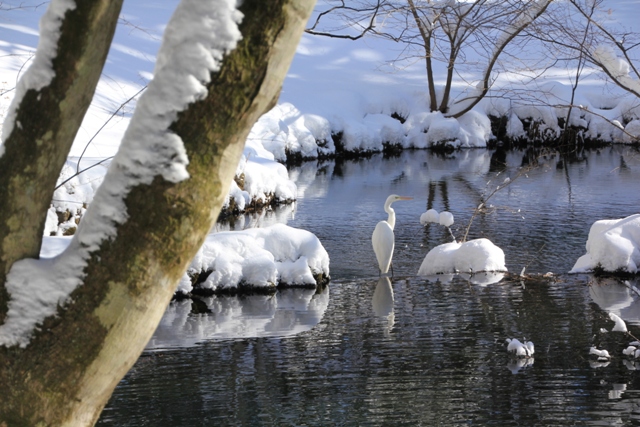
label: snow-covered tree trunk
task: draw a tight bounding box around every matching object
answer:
[0,0,124,324]
[0,0,314,426]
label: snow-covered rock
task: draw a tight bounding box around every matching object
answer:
[570,214,640,274]
[417,238,507,276]
[506,338,534,358]
[177,223,330,294]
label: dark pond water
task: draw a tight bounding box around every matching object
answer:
[98,147,640,426]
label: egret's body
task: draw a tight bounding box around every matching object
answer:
[372,195,413,275]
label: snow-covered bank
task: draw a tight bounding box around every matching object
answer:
[417,238,507,277]
[3,1,640,291]
[40,223,330,295]
[3,2,640,235]
[257,81,640,166]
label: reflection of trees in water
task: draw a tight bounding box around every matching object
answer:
[285,147,640,279]
[490,146,507,173]
[426,180,451,213]
[101,276,640,426]
[98,147,640,425]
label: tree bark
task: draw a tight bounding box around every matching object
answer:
[0,0,124,324]
[0,1,314,426]
[408,0,438,112]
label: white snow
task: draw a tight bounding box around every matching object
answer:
[609,312,629,333]
[593,45,640,96]
[178,223,330,294]
[570,214,640,274]
[1,0,640,349]
[420,209,440,225]
[417,238,507,276]
[438,211,455,227]
[590,347,612,361]
[506,338,535,358]
[2,0,639,225]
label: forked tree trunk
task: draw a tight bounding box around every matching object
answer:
[0,1,314,426]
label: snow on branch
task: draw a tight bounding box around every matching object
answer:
[0,0,244,348]
[0,0,75,155]
[593,45,640,98]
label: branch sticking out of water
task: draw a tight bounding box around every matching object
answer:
[460,152,552,243]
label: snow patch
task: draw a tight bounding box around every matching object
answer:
[0,0,76,155]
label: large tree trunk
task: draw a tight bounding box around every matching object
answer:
[0,1,314,426]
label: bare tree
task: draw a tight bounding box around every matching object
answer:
[570,0,640,100]
[306,0,553,118]
[0,0,314,425]
[524,0,640,142]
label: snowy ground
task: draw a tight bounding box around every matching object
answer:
[1,1,640,295]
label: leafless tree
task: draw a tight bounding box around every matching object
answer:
[306,0,553,118]
[525,0,640,141]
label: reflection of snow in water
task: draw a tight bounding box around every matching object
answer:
[507,357,534,374]
[589,278,640,325]
[609,384,627,400]
[418,272,505,286]
[146,287,329,351]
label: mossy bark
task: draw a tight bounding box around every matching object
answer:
[0,1,124,323]
[0,1,314,426]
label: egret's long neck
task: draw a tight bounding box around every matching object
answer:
[385,204,396,230]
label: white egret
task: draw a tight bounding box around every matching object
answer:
[372,194,413,276]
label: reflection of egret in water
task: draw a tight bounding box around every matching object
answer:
[372,194,413,276]
[372,277,395,332]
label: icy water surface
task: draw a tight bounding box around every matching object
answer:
[98,147,640,426]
